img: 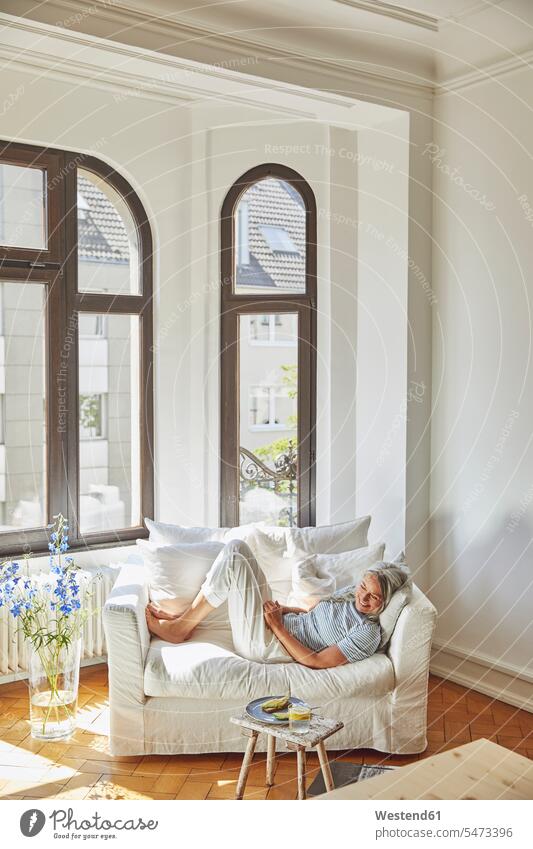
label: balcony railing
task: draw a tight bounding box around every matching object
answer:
[239,440,297,526]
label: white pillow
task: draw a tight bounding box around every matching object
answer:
[377,564,413,650]
[288,543,386,607]
[145,518,229,544]
[224,524,291,603]
[137,539,228,629]
[285,516,371,557]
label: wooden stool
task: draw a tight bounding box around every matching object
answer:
[230,713,344,800]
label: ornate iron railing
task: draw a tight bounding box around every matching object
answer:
[239,440,297,526]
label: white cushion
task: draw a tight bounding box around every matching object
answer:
[136,539,228,628]
[142,517,371,606]
[145,518,229,544]
[225,517,371,603]
[288,542,386,607]
[377,569,413,650]
[143,627,395,701]
[285,516,371,556]
[225,524,292,602]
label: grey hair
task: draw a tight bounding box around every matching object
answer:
[327,562,411,622]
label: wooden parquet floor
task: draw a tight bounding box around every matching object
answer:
[0,664,531,800]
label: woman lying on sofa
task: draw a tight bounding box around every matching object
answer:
[145,539,409,669]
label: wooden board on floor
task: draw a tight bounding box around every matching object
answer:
[314,738,533,800]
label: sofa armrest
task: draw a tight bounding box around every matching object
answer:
[388,584,437,685]
[387,583,437,752]
[103,562,150,691]
[103,564,150,754]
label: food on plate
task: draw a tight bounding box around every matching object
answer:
[261,696,290,713]
[273,711,289,720]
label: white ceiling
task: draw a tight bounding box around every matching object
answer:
[1,0,532,88]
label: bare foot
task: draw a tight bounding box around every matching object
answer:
[145,607,192,644]
[147,602,179,620]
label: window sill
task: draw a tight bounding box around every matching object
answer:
[0,532,145,561]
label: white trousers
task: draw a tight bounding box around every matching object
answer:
[200,539,293,664]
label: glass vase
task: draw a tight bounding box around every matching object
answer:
[28,638,81,740]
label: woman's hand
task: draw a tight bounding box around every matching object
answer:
[263,600,284,630]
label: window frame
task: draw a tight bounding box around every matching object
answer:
[0,141,154,556]
[220,163,316,528]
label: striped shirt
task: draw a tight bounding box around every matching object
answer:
[283,585,381,663]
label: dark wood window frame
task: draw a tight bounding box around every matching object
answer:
[220,163,317,528]
[0,140,154,556]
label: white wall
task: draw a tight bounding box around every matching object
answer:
[430,67,533,679]
[355,114,410,559]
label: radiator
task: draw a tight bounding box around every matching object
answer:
[0,564,118,677]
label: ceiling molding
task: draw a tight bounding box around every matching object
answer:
[0,43,193,106]
[333,0,439,32]
[4,0,434,99]
[440,0,506,26]
[436,46,533,95]
[0,16,379,120]
[0,43,322,119]
[4,4,530,104]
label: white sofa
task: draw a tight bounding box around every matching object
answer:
[103,561,437,756]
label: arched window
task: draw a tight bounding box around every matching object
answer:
[220,164,316,527]
[0,141,153,553]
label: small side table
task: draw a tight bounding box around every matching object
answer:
[230,713,344,800]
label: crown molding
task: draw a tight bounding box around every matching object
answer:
[42,0,533,98]
[333,0,439,32]
[3,0,434,100]
[0,43,191,106]
[436,47,533,95]
[0,42,323,119]
[0,15,368,119]
[3,4,531,105]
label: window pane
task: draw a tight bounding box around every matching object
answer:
[235,178,306,294]
[78,313,140,533]
[0,164,46,249]
[249,313,298,345]
[77,169,140,295]
[0,282,46,530]
[239,313,298,526]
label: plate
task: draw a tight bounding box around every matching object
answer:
[245,696,306,725]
